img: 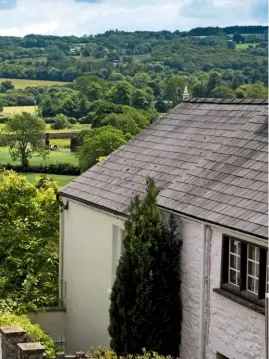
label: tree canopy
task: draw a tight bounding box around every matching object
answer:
[0,171,59,312]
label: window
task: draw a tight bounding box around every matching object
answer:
[229,239,241,287]
[246,245,259,295]
[222,236,267,303]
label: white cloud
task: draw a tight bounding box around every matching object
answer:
[0,0,267,37]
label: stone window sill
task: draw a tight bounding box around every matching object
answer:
[213,287,265,315]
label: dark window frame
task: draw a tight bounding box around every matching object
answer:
[221,235,267,307]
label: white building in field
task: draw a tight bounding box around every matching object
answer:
[58,98,268,359]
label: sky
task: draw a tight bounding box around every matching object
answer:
[0,0,267,37]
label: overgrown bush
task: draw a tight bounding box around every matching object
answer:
[0,312,55,357]
[2,162,80,175]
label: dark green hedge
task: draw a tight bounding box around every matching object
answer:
[2,162,80,175]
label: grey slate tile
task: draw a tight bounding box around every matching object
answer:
[60,100,268,239]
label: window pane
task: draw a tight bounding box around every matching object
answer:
[248,261,255,276]
[237,256,241,271]
[230,239,240,254]
[237,271,241,287]
[255,262,259,277]
[230,254,236,269]
[230,269,236,285]
[247,277,255,292]
[248,245,256,260]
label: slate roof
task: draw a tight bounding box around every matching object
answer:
[59,98,268,239]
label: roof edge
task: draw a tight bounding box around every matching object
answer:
[58,192,268,242]
[183,97,268,105]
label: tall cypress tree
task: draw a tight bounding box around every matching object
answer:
[108,177,181,357]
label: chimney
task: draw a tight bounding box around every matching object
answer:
[183,86,189,100]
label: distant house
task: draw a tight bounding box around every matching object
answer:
[69,48,76,55]
[58,98,268,359]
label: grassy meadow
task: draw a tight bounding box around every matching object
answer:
[236,43,258,50]
[2,105,36,116]
[0,78,71,89]
[22,172,75,187]
[0,147,78,166]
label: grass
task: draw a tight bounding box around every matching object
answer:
[2,105,36,116]
[22,173,75,187]
[236,43,258,50]
[0,78,71,89]
[0,147,78,166]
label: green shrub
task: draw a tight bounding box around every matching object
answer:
[51,114,72,130]
[2,162,80,175]
[87,348,173,359]
[0,312,55,357]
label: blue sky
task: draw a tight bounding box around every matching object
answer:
[0,0,267,36]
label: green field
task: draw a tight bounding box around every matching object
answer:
[0,78,71,89]
[236,43,258,50]
[22,172,76,187]
[2,105,36,116]
[0,147,78,166]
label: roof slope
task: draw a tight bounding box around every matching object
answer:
[60,98,268,239]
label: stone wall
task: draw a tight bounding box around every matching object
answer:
[0,327,89,359]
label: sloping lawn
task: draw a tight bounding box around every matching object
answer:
[22,173,76,187]
[0,147,78,166]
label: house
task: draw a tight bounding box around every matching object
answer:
[58,98,268,359]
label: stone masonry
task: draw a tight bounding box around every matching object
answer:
[0,327,89,359]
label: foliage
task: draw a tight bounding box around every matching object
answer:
[3,112,47,167]
[0,170,59,313]
[78,126,128,171]
[0,312,55,356]
[109,178,181,356]
[236,83,268,98]
[87,347,173,359]
[51,113,72,130]
[212,86,234,98]
[2,162,80,175]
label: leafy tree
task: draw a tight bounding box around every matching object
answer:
[163,76,185,104]
[132,89,153,110]
[109,177,181,356]
[0,171,59,312]
[86,82,104,101]
[212,86,234,98]
[78,126,128,171]
[233,33,245,43]
[3,112,47,167]
[0,80,14,93]
[207,72,222,96]
[236,84,268,98]
[102,113,140,135]
[108,81,133,106]
[191,82,208,97]
[0,100,3,113]
[51,113,72,130]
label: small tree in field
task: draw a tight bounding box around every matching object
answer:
[109,177,181,357]
[4,112,47,167]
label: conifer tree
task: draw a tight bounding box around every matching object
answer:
[108,177,181,357]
